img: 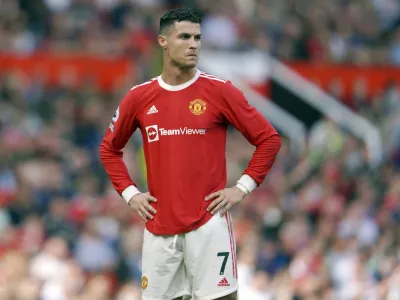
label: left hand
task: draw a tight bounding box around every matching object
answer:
[205,187,246,216]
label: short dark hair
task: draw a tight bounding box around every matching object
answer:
[159,8,201,34]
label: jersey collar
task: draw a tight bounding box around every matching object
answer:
[157,69,200,91]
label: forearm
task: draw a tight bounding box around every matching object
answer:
[99,141,141,202]
[239,133,281,192]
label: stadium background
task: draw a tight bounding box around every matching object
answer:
[0,0,399,299]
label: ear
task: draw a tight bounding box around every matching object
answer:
[158,35,168,50]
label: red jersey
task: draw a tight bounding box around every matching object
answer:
[100,70,281,235]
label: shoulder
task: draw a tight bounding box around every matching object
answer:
[198,71,240,93]
[115,77,158,114]
[120,77,158,107]
[198,71,229,86]
[130,77,158,93]
[200,72,245,100]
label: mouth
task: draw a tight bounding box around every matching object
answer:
[187,54,197,57]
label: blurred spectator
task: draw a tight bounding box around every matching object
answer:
[115,282,142,300]
[238,270,273,299]
[73,218,118,273]
[30,236,69,282]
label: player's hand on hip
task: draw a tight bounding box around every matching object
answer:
[205,187,246,216]
[128,192,157,222]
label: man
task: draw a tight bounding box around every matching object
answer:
[100,7,281,300]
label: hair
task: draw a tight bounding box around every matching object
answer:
[159,8,202,34]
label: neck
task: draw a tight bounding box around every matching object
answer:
[161,63,197,86]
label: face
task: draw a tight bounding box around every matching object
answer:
[158,21,201,69]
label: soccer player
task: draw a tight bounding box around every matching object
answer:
[100,7,281,300]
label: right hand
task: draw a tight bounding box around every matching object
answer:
[128,192,157,222]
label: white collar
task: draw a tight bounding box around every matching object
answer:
[157,69,200,91]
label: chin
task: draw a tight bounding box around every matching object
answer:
[173,58,197,69]
[186,62,197,68]
[178,62,197,69]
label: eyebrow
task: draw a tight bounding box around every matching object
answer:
[178,32,201,36]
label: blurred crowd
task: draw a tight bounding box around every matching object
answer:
[1,0,400,300]
[1,0,400,64]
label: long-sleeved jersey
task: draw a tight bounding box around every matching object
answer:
[100,69,281,235]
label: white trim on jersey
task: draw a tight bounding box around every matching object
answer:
[157,69,201,91]
[131,78,157,90]
[199,72,227,83]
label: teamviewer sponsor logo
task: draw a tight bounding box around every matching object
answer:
[145,125,159,142]
[159,127,206,136]
[145,125,206,143]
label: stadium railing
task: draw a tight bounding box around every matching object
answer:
[235,82,307,156]
[270,58,383,168]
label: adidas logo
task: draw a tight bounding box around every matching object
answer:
[147,105,158,115]
[217,278,230,287]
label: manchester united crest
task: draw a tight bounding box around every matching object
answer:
[141,276,148,290]
[189,99,206,115]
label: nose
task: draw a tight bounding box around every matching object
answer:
[189,37,198,49]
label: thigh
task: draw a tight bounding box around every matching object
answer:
[141,229,191,300]
[215,291,237,300]
[184,213,238,300]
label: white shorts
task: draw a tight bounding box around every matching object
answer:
[141,212,238,300]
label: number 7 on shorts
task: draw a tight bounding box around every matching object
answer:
[217,252,229,275]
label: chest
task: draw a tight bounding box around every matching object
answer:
[136,90,222,130]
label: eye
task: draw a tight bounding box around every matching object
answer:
[181,34,191,39]
[195,35,201,41]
